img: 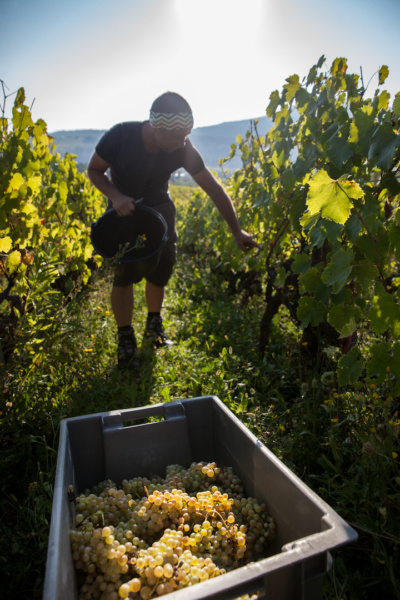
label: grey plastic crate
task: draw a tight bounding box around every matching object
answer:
[43,396,357,600]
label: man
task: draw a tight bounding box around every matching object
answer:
[88,92,259,369]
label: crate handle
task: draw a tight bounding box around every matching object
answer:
[101,401,192,482]
[102,400,186,431]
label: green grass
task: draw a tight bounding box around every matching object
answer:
[0,190,399,599]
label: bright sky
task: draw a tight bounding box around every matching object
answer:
[2,0,400,133]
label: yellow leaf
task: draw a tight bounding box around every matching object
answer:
[6,250,21,273]
[0,236,13,252]
[7,172,24,192]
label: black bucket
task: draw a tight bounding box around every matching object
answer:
[90,205,168,279]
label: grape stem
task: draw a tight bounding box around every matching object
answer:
[205,509,235,541]
[76,510,105,529]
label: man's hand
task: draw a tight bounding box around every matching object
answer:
[87,151,136,217]
[112,194,137,217]
[234,229,262,252]
[192,169,262,253]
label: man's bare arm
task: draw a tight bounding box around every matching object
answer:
[192,167,260,252]
[87,152,136,217]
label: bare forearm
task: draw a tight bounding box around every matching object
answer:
[209,187,242,236]
[87,163,136,217]
[87,168,122,204]
[192,168,260,252]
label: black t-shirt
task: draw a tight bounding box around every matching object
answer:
[95,121,205,206]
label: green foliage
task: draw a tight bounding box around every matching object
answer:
[218,56,400,387]
[0,84,105,364]
[1,66,399,600]
[0,188,399,599]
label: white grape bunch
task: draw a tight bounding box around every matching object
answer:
[69,461,276,599]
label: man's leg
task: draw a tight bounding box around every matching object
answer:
[145,281,164,312]
[111,284,139,368]
[111,284,134,326]
[144,281,173,347]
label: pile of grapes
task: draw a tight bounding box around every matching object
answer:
[70,461,276,599]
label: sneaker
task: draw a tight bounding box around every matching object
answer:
[144,314,173,348]
[117,327,139,369]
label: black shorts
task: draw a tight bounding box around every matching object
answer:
[113,199,177,288]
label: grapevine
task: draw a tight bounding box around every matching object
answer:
[215,57,400,389]
[0,82,105,368]
[69,461,276,599]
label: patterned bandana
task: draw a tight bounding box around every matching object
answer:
[149,110,194,130]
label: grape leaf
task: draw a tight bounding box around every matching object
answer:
[292,253,311,275]
[366,341,392,384]
[349,105,376,153]
[0,236,13,252]
[295,88,315,113]
[293,153,316,180]
[284,75,300,103]
[267,91,280,118]
[389,223,400,261]
[306,65,318,86]
[298,267,321,294]
[7,172,25,192]
[344,215,362,242]
[356,233,377,263]
[297,296,326,328]
[26,175,42,195]
[378,65,389,85]
[326,133,354,167]
[328,303,357,338]
[376,90,390,112]
[345,73,360,98]
[282,168,295,191]
[300,211,319,232]
[369,283,400,338]
[321,248,354,293]
[382,171,400,196]
[275,267,288,288]
[14,87,25,107]
[20,200,37,216]
[309,219,342,248]
[12,105,34,134]
[272,140,290,168]
[6,250,21,273]
[331,57,348,76]
[338,346,361,386]
[306,170,363,224]
[368,122,400,171]
[58,180,68,202]
[353,263,379,290]
[23,160,42,178]
[393,96,400,117]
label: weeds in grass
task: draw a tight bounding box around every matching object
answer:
[1,237,399,599]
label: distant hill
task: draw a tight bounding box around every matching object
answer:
[50,116,273,174]
[50,129,107,167]
[189,116,273,171]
